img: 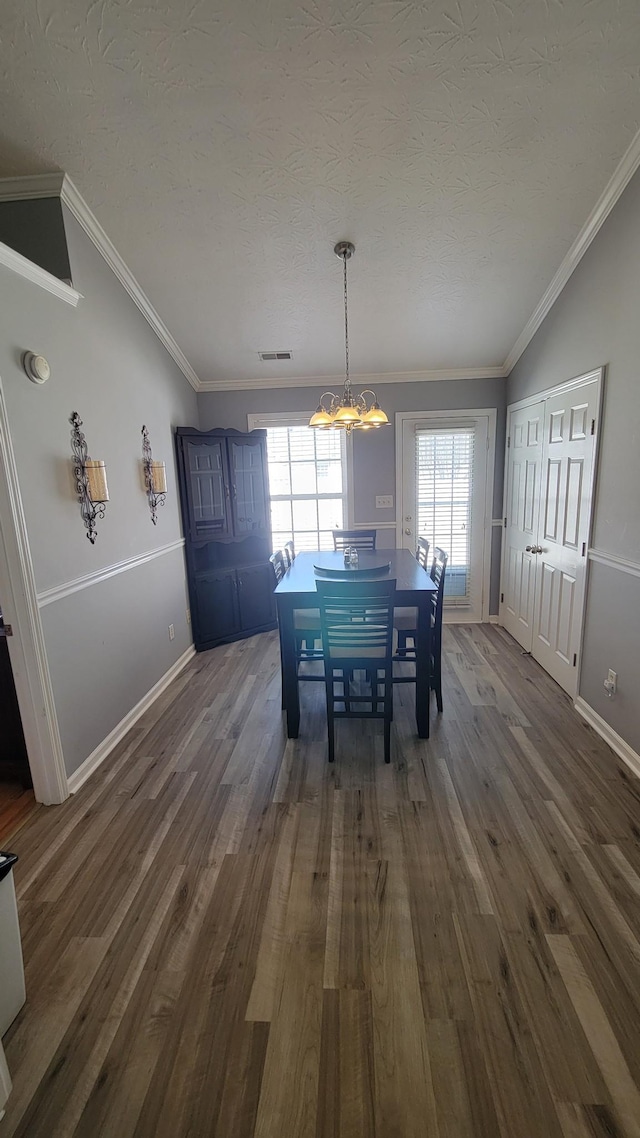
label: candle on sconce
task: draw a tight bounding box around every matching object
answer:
[85,459,109,503]
[151,461,167,495]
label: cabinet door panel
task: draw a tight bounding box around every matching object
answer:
[228,437,269,536]
[184,439,231,538]
[194,571,239,644]
[237,563,275,630]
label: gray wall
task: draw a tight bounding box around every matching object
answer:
[198,377,507,612]
[0,197,71,283]
[508,166,640,755]
[0,206,197,777]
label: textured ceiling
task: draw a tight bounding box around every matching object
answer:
[2,0,640,385]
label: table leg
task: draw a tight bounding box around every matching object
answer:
[415,599,431,739]
[277,598,300,738]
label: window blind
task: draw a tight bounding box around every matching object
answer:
[415,426,475,603]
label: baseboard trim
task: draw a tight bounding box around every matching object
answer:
[574,696,640,780]
[487,615,499,624]
[67,645,196,793]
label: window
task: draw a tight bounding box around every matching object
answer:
[415,427,475,600]
[248,415,348,551]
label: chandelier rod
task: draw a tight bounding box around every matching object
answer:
[342,249,350,396]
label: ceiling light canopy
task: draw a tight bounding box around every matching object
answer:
[308,242,389,434]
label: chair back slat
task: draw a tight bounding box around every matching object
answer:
[416,536,430,570]
[332,528,377,551]
[317,580,395,659]
[284,540,296,567]
[430,546,448,589]
[430,547,448,624]
[270,549,286,584]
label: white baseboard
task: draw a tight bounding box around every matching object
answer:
[487,615,499,624]
[574,697,640,780]
[0,1040,12,1120]
[67,645,196,793]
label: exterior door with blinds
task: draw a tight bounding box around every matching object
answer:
[399,412,494,623]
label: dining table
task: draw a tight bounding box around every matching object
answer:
[274,548,437,739]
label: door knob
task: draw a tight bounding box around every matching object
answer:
[526,545,533,552]
[405,528,412,535]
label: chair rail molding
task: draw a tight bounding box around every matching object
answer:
[37,538,186,607]
[588,548,640,579]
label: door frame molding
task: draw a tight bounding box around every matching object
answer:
[499,367,604,692]
[395,407,497,623]
[0,376,69,804]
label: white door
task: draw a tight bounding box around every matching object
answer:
[501,401,544,648]
[501,375,600,697]
[400,413,493,623]
[531,382,599,694]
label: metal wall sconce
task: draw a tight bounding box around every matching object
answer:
[69,411,109,544]
[141,425,167,525]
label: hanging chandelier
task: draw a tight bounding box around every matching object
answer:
[309,241,389,433]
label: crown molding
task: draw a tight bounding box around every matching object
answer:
[4,123,640,393]
[0,172,65,201]
[58,176,201,391]
[198,365,508,392]
[504,125,640,374]
[0,172,201,391]
[0,239,82,306]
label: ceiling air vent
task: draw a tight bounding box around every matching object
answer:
[258,350,293,362]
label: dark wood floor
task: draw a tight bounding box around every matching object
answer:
[0,781,37,845]
[3,625,640,1137]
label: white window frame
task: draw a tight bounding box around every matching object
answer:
[395,408,497,623]
[247,411,353,547]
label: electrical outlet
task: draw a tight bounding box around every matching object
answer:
[168,623,175,641]
[375,495,394,509]
[604,668,617,697]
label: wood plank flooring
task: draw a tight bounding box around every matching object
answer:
[2,625,640,1137]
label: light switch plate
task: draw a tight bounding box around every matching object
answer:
[375,495,394,509]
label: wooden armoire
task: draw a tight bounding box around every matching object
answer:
[175,427,276,650]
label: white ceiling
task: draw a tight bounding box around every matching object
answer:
[2,0,640,387]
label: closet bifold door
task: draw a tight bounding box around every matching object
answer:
[500,373,600,698]
[530,381,599,696]
[501,402,544,651]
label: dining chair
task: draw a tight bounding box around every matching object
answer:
[316,578,396,763]
[270,549,287,583]
[392,545,447,714]
[270,550,322,675]
[284,539,296,567]
[393,537,430,655]
[332,528,377,551]
[429,547,448,713]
